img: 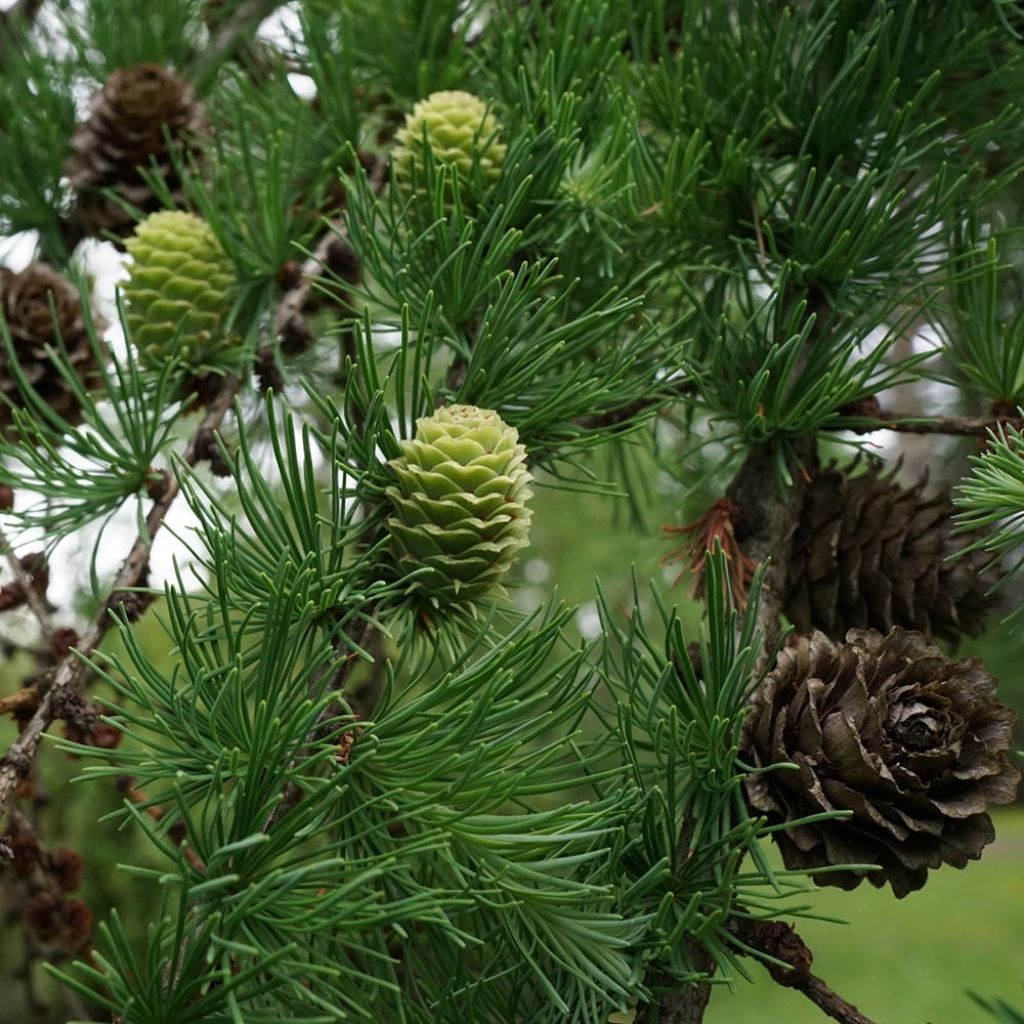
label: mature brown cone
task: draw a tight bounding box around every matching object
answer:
[0,264,103,429]
[741,628,1020,897]
[64,64,205,239]
[784,460,997,646]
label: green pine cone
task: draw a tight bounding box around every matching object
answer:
[123,210,236,369]
[393,90,506,196]
[386,405,533,608]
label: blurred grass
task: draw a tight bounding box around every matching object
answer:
[706,809,1024,1024]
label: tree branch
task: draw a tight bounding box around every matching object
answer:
[0,376,242,820]
[642,287,828,1023]
[726,439,814,664]
[187,0,288,89]
[851,410,1022,437]
[635,941,716,1024]
[731,920,879,1024]
[274,224,361,356]
[265,154,384,370]
[0,525,52,637]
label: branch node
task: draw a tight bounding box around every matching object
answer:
[1,749,32,779]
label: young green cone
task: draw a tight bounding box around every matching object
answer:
[393,90,506,199]
[122,210,236,371]
[386,405,532,609]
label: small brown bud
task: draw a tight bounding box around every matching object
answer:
[837,395,882,418]
[24,890,61,940]
[89,722,123,749]
[60,898,93,953]
[106,588,152,623]
[6,826,40,876]
[274,259,302,291]
[255,346,284,394]
[145,469,172,503]
[324,237,360,285]
[279,316,313,356]
[52,686,95,738]
[48,847,84,892]
[51,626,80,660]
[208,444,233,478]
[0,582,26,611]
[991,397,1020,419]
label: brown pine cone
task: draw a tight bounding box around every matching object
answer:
[0,263,103,429]
[785,460,998,646]
[64,64,205,239]
[741,628,1020,897]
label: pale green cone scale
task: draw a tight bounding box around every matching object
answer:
[123,210,237,370]
[393,90,506,200]
[386,405,533,607]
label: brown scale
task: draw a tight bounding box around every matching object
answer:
[63,64,205,239]
[741,627,1021,897]
[0,264,104,431]
[784,458,999,647]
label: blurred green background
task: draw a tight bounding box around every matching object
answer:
[1,435,1021,1022]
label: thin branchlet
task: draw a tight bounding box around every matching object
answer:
[0,376,241,818]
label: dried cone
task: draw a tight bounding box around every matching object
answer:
[741,628,1020,897]
[785,460,997,646]
[123,210,237,370]
[0,264,102,430]
[393,91,505,201]
[64,64,204,239]
[386,405,533,609]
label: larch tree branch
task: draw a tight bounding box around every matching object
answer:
[731,919,880,1024]
[854,411,1023,437]
[0,375,242,823]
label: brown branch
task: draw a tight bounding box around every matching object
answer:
[851,411,1022,438]
[267,154,385,368]
[635,941,715,1024]
[726,438,815,663]
[641,289,829,1023]
[274,225,359,356]
[732,920,879,1024]
[634,443,813,1023]
[0,376,242,820]
[187,0,288,89]
[0,526,51,637]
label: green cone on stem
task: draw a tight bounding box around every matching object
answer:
[122,210,236,371]
[393,90,506,199]
[386,405,533,610]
